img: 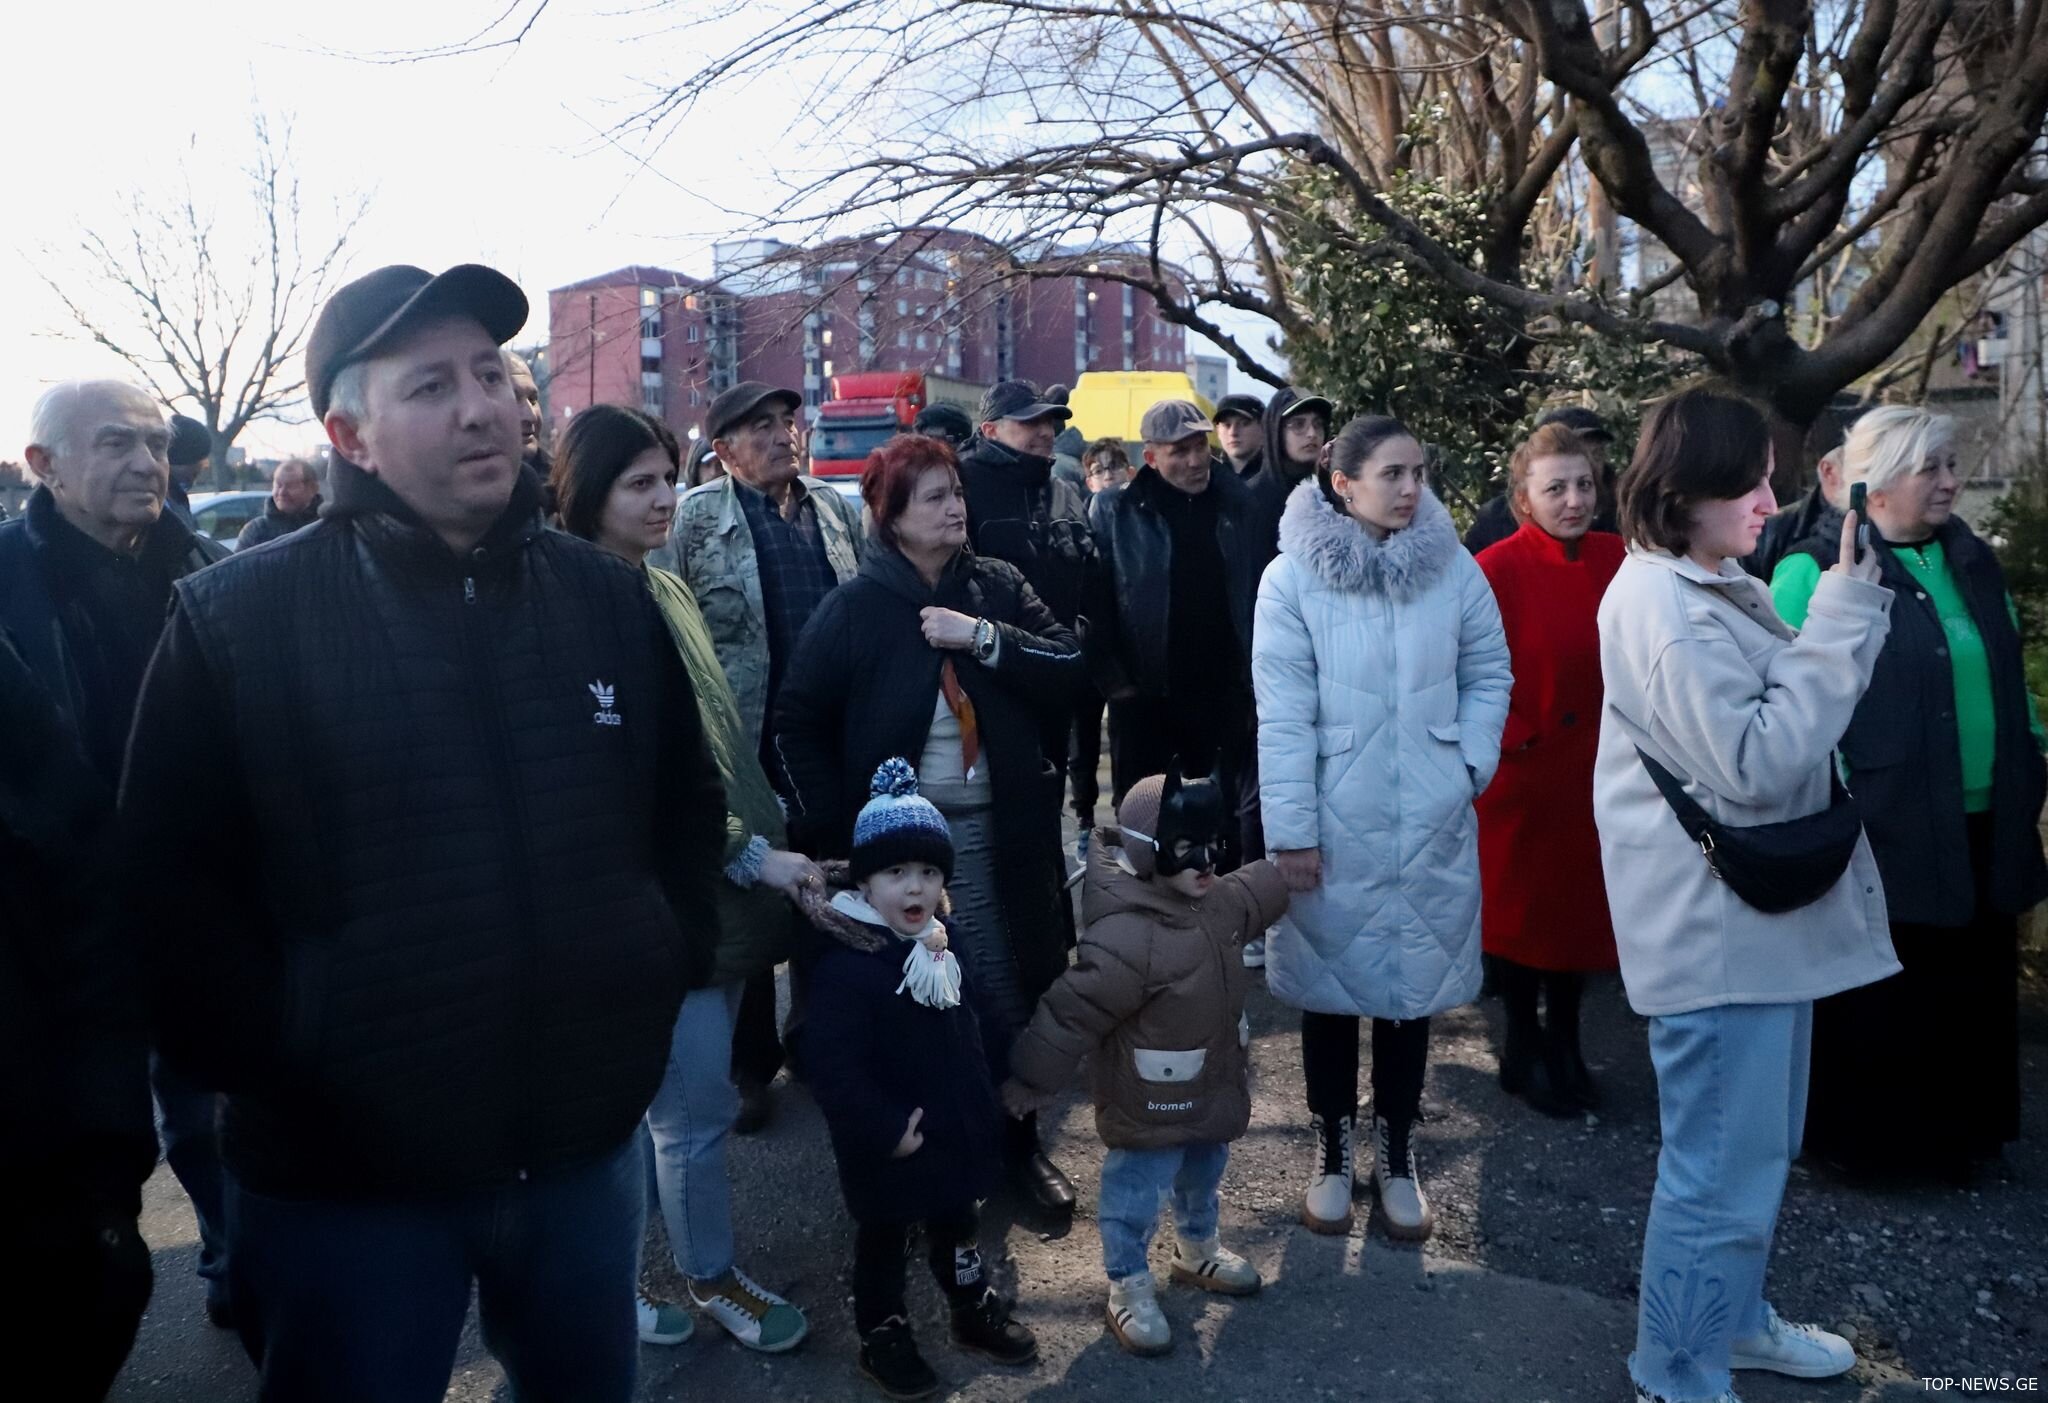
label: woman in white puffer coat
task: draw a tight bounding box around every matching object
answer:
[1253,414,1510,1241]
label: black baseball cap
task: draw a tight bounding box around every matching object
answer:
[1535,405,1614,442]
[979,379,1072,425]
[1213,393,1264,423]
[306,264,528,419]
[705,381,802,443]
[913,402,974,444]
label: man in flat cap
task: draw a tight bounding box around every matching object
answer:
[118,264,728,1403]
[653,380,862,1150]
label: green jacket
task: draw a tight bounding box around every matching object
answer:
[650,475,864,749]
[647,564,795,985]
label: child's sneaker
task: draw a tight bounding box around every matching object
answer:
[1169,1234,1262,1295]
[1105,1271,1172,1356]
[687,1268,808,1352]
[636,1290,693,1345]
[1369,1112,1435,1241]
[948,1287,1038,1365]
[858,1316,939,1400]
[1241,935,1267,969]
[1301,1113,1355,1234]
[1728,1304,1856,1377]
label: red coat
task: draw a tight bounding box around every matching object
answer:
[1474,524,1624,971]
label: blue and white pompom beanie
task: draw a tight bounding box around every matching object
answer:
[850,758,955,884]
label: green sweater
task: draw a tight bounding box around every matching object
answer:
[1772,543,2042,812]
[647,564,792,983]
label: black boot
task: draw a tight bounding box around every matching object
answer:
[949,1288,1039,1365]
[1498,961,1573,1118]
[1005,1111,1076,1214]
[1544,972,1599,1111]
[859,1317,939,1400]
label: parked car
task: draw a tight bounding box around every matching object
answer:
[188,491,271,548]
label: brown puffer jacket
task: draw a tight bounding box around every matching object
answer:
[1007,834,1288,1150]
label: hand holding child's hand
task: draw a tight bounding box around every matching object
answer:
[1275,847,1322,892]
[999,1079,1048,1118]
[891,1108,925,1159]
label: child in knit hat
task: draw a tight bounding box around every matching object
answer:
[1001,770,1289,1357]
[800,759,1037,1399]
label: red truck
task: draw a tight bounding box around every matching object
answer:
[807,371,987,480]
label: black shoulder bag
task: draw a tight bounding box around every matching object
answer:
[1634,748,1863,914]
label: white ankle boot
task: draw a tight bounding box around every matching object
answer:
[1169,1233,1262,1295]
[1106,1271,1171,1356]
[1370,1112,1434,1241]
[1301,1114,1354,1234]
[1728,1304,1856,1377]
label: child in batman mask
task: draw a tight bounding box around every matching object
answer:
[1000,769,1289,1357]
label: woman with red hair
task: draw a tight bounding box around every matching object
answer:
[775,433,1088,1218]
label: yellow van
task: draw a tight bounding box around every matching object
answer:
[1066,371,1216,447]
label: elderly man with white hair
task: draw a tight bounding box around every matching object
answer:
[1770,405,2048,1181]
[0,379,232,1360]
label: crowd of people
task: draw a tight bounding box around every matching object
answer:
[2,257,2039,1403]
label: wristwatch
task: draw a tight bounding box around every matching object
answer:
[972,617,998,662]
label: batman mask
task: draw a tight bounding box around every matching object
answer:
[1149,769,1227,877]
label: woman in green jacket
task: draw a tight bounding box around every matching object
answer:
[554,405,816,1356]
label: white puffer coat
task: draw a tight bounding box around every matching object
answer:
[1254,482,1512,1019]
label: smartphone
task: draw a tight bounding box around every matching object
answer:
[1849,481,1869,553]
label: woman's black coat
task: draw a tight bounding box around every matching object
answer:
[774,546,1084,1001]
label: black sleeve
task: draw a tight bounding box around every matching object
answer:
[772,593,854,857]
[647,603,730,993]
[117,599,277,1094]
[981,572,1086,713]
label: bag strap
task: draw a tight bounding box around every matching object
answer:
[1634,747,1712,843]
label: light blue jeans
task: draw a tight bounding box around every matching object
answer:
[1630,1001,1812,1401]
[1098,1141,1230,1281]
[641,980,745,1284]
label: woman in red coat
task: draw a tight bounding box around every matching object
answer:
[1474,422,1624,1116]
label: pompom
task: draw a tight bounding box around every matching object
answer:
[869,757,921,800]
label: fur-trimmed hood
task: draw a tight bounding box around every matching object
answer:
[1276,478,1459,602]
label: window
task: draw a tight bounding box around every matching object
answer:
[686,324,700,343]
[897,330,909,347]
[689,388,701,407]
[642,386,662,416]
[823,359,835,377]
[897,298,908,315]
[914,304,926,318]
[915,333,928,350]
[822,329,834,347]
[642,355,661,374]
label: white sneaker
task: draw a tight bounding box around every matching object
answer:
[1241,937,1266,969]
[686,1268,808,1353]
[636,1290,693,1346]
[1728,1304,1856,1378]
[1169,1234,1262,1295]
[1301,1114,1354,1234]
[1106,1271,1171,1356]
[1370,1113,1435,1241]
[1632,1384,1741,1403]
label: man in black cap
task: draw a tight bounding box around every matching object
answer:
[118,263,728,1403]
[166,412,212,521]
[958,380,1098,634]
[1213,392,1265,479]
[912,401,974,452]
[1463,405,1617,554]
[653,379,863,1139]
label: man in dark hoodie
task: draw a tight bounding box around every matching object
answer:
[1244,387,1332,573]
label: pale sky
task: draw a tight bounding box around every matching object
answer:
[0,0,1276,462]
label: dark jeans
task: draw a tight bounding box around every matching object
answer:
[1301,1011,1431,1130]
[152,1052,229,1308]
[6,1174,152,1403]
[1107,692,1256,869]
[226,1139,643,1403]
[852,1201,984,1335]
[1070,693,1107,825]
[731,968,786,1090]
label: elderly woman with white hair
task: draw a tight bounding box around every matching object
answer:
[1770,405,2048,1179]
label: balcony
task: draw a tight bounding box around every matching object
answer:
[641,338,663,359]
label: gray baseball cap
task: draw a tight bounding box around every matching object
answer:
[1140,400,1214,444]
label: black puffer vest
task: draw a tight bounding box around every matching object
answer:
[168,460,710,1197]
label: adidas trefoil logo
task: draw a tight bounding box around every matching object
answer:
[589,680,622,727]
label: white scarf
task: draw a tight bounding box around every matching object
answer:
[829,891,963,1009]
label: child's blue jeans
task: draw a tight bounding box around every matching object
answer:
[1098,1141,1230,1281]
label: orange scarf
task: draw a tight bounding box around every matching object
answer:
[940,659,980,778]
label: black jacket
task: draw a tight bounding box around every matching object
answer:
[120,460,728,1198]
[1743,486,1839,582]
[0,631,154,1212]
[956,435,1099,628]
[1093,465,1262,701]
[1462,494,1519,555]
[1790,518,2048,925]
[803,915,1000,1224]
[235,495,324,551]
[774,548,1084,1001]
[0,487,227,784]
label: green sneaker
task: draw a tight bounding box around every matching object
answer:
[687,1268,808,1353]
[636,1291,693,1346]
